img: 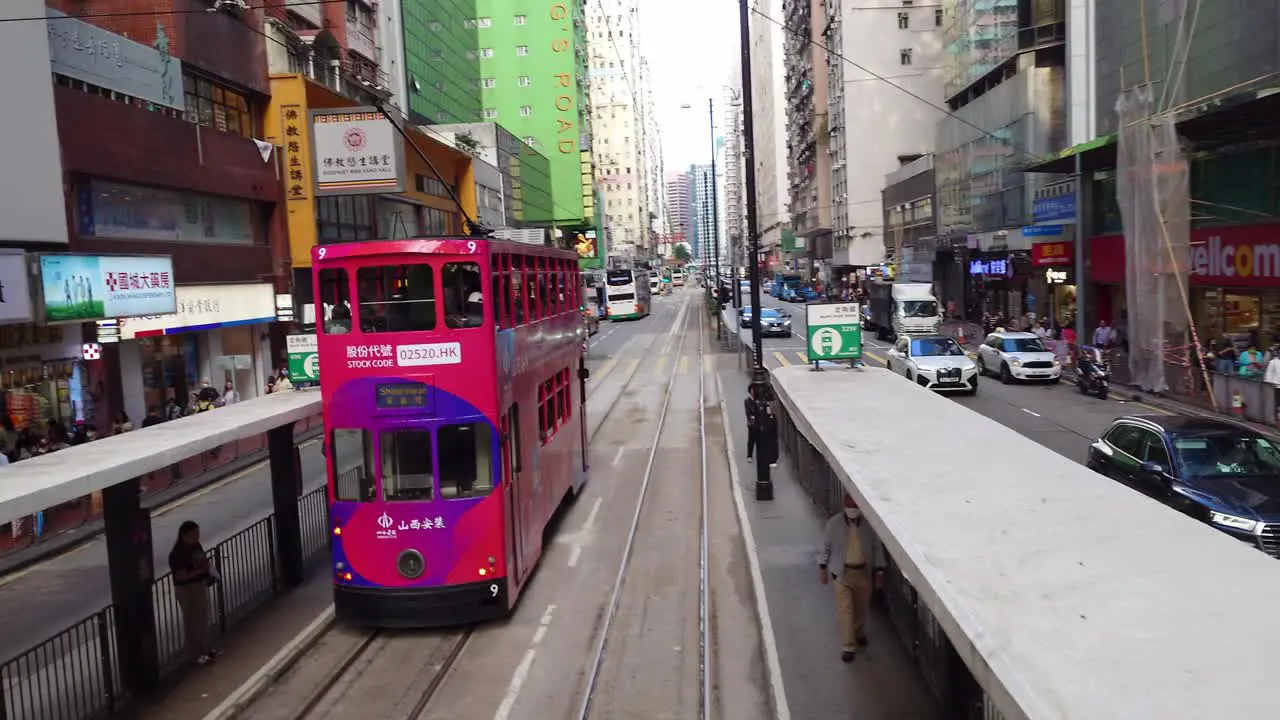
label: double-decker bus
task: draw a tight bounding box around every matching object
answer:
[313,237,588,628]
[603,269,651,320]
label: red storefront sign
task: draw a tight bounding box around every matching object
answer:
[1089,223,1280,289]
[1031,241,1073,266]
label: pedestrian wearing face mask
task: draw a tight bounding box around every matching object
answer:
[818,493,886,662]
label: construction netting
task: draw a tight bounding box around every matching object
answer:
[1115,84,1192,394]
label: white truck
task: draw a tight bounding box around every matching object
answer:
[866,281,942,341]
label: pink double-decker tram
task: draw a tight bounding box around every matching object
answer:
[313,237,588,627]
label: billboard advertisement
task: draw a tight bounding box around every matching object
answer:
[310,107,406,196]
[39,254,177,323]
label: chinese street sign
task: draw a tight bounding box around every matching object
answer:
[281,104,309,201]
[805,302,863,363]
[310,107,406,196]
[287,333,320,382]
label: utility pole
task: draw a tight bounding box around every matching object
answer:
[739,0,774,500]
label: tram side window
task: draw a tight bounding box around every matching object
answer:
[357,264,436,333]
[438,423,495,499]
[381,429,434,501]
[537,370,571,445]
[557,368,571,420]
[511,255,526,325]
[331,429,376,501]
[319,268,353,335]
[524,260,540,321]
[443,262,484,329]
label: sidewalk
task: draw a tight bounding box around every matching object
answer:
[0,420,322,577]
[715,355,939,719]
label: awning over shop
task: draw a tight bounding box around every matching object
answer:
[1023,134,1117,175]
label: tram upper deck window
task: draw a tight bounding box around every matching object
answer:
[357,264,435,333]
[318,268,353,335]
[438,423,494,499]
[443,262,484,329]
[382,429,434,501]
[330,429,376,501]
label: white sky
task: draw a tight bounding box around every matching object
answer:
[640,0,740,173]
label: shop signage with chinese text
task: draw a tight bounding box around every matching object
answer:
[0,251,33,325]
[1046,268,1070,284]
[310,107,406,196]
[1031,241,1074,266]
[47,9,184,110]
[76,180,253,244]
[968,258,1010,276]
[38,254,176,323]
[119,282,275,339]
[1032,180,1076,224]
[281,105,310,201]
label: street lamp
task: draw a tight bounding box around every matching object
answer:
[737,0,774,500]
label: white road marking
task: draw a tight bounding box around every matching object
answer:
[715,373,792,720]
[567,497,604,568]
[583,497,603,530]
[1022,408,1041,417]
[493,604,557,720]
[611,447,625,466]
[567,545,583,568]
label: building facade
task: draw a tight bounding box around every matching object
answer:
[398,0,483,124]
[431,122,556,229]
[587,0,652,259]
[882,155,939,289]
[639,58,666,257]
[664,171,693,255]
[692,164,716,265]
[723,85,746,270]
[782,0,834,280]
[748,0,793,269]
[474,0,595,229]
[827,0,942,269]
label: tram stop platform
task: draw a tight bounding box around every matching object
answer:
[713,355,939,719]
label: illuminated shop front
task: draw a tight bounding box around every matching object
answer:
[1029,240,1077,329]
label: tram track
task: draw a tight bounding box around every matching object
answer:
[575,296,713,719]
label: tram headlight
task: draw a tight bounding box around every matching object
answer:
[333,526,342,536]
[397,549,426,579]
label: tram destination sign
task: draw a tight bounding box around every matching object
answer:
[376,381,433,410]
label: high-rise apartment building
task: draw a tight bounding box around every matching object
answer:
[664,171,692,254]
[692,163,715,264]
[474,0,595,227]
[825,0,942,267]
[639,58,665,256]
[782,0,832,280]
[722,83,746,268]
[748,0,792,268]
[398,0,482,124]
[587,0,652,259]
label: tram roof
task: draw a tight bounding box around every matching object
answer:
[0,390,322,526]
[311,237,578,263]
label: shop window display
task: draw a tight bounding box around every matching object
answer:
[1,362,81,433]
[139,335,199,417]
[213,326,260,402]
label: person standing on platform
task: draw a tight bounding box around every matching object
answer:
[169,521,220,666]
[744,385,759,463]
[819,493,885,662]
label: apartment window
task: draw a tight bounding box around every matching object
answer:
[897,11,909,29]
[518,75,531,87]
[484,108,498,119]
[429,21,443,32]
[436,111,446,121]
[482,78,497,88]
[463,18,476,29]
[516,45,529,56]
[481,48,494,58]
[183,71,252,138]
[433,81,445,93]
[935,7,943,26]
[524,136,538,147]
[431,50,444,61]
[514,14,527,25]
[478,17,492,28]
[899,48,913,65]
[520,106,532,116]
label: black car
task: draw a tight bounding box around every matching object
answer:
[739,307,792,337]
[1087,415,1280,558]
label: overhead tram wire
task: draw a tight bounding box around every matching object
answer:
[0,0,346,24]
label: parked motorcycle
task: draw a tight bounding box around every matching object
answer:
[1076,346,1110,399]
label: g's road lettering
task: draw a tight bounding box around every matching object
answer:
[397,342,463,367]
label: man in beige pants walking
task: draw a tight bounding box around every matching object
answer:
[819,493,885,662]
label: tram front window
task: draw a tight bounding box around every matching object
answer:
[443,262,484,329]
[438,423,494,499]
[357,264,436,333]
[331,428,375,501]
[382,429,435,501]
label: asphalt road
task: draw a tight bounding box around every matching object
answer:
[740,294,1171,465]
[0,303,666,670]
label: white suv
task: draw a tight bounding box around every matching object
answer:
[976,331,1062,383]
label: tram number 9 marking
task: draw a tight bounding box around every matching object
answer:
[317,247,326,259]
[467,241,477,253]
[489,584,499,597]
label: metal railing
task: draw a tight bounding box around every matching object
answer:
[774,393,1004,720]
[0,486,329,720]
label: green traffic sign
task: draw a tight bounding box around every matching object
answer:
[805,303,863,362]
[286,333,320,382]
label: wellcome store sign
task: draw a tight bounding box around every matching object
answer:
[1092,224,1280,290]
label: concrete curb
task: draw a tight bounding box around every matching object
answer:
[198,606,337,720]
[0,426,323,578]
